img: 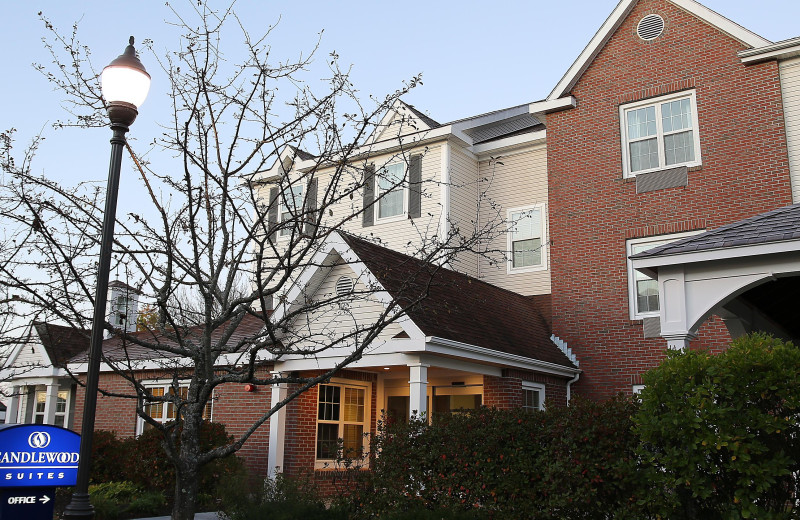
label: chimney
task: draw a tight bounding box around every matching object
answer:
[106,280,141,337]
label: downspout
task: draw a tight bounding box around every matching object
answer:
[566,371,580,405]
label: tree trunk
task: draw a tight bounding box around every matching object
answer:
[171,414,202,520]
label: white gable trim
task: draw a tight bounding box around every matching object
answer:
[547,0,771,101]
[740,37,800,65]
[269,232,425,342]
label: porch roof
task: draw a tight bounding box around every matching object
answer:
[341,234,575,369]
[33,322,90,368]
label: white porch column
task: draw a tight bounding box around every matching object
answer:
[662,333,697,351]
[6,386,20,424]
[408,363,429,419]
[267,372,288,480]
[43,383,60,425]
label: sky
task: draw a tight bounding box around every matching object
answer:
[1,0,799,213]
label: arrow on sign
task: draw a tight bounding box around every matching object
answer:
[40,495,50,504]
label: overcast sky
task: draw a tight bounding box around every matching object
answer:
[2,0,799,208]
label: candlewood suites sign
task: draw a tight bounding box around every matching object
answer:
[0,424,80,487]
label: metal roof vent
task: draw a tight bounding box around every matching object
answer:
[335,276,354,296]
[637,14,665,41]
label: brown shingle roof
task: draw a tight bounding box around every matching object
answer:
[33,322,90,367]
[341,234,575,369]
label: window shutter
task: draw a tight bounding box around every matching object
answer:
[362,164,375,227]
[408,154,422,219]
[305,177,318,236]
[268,187,279,241]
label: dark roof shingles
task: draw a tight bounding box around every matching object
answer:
[33,322,90,367]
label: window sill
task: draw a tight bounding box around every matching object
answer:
[374,213,408,225]
[507,264,547,275]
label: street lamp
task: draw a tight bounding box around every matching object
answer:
[63,37,150,520]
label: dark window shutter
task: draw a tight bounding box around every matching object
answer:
[408,154,422,219]
[304,177,318,236]
[362,164,375,227]
[268,187,279,241]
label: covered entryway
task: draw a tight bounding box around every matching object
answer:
[630,204,800,349]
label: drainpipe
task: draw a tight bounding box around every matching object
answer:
[566,371,581,404]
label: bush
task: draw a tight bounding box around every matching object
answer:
[635,333,800,519]
[344,397,653,519]
[87,481,166,520]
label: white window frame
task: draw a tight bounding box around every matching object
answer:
[314,379,372,468]
[619,90,702,178]
[278,184,304,238]
[507,204,548,274]
[626,231,703,320]
[136,382,213,435]
[522,381,546,412]
[33,388,70,427]
[375,162,407,224]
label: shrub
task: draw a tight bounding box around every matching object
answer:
[635,333,800,519]
[90,430,126,484]
[345,397,653,519]
[87,481,166,520]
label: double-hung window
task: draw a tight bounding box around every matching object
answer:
[316,381,370,464]
[279,185,304,237]
[376,163,405,220]
[138,383,212,433]
[507,205,546,273]
[626,231,702,319]
[620,91,702,177]
[522,382,545,412]
[33,389,69,427]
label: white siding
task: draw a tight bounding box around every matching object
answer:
[285,262,403,358]
[476,145,551,296]
[448,145,480,277]
[780,57,800,203]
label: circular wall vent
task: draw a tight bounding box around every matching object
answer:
[335,276,354,296]
[637,14,665,41]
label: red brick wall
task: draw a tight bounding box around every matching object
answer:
[546,0,793,400]
[483,370,569,409]
[72,367,275,478]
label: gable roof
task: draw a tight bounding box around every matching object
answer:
[632,203,800,260]
[33,322,90,368]
[69,313,266,364]
[547,0,771,100]
[339,234,576,369]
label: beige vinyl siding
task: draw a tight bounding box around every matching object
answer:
[285,262,403,358]
[11,344,47,369]
[780,57,800,203]
[477,145,551,296]
[447,145,480,277]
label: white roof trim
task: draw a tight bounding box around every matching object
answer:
[471,130,547,156]
[528,96,577,115]
[548,0,771,100]
[740,37,800,64]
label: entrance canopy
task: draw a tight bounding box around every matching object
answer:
[630,204,800,349]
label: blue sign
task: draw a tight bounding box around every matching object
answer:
[0,425,80,488]
[0,487,55,520]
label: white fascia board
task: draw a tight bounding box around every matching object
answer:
[273,350,422,373]
[548,0,638,100]
[528,96,577,115]
[740,37,800,64]
[471,130,547,156]
[670,0,771,48]
[425,337,580,377]
[4,367,67,383]
[630,240,800,273]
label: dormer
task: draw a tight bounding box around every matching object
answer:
[369,99,440,144]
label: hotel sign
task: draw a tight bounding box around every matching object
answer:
[0,424,80,487]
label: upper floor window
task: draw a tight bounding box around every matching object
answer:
[620,91,702,177]
[626,231,702,319]
[138,383,212,434]
[279,185,304,237]
[376,163,406,220]
[507,205,547,273]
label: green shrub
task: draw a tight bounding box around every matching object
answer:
[87,481,166,520]
[635,333,800,519]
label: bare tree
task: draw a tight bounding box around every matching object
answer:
[0,4,504,519]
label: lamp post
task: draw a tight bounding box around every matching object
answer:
[63,37,150,520]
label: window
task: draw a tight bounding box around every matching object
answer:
[138,384,212,433]
[376,163,406,220]
[316,381,371,463]
[279,185,304,237]
[626,231,702,319]
[620,91,701,177]
[522,382,545,412]
[507,205,546,272]
[34,389,69,427]
[431,384,482,415]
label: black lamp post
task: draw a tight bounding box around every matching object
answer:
[63,37,150,520]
